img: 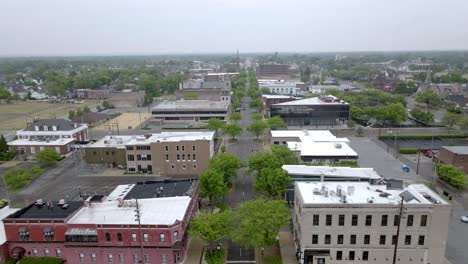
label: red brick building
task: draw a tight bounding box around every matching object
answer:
[262,94,296,117]
[3,179,199,264]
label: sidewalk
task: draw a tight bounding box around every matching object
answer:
[278,228,297,264]
[184,236,205,264]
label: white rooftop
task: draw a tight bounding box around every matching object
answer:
[152,100,230,111]
[262,94,296,99]
[283,165,381,180]
[288,141,358,157]
[89,131,215,148]
[271,130,349,143]
[8,137,75,146]
[296,182,448,206]
[273,95,348,106]
[0,207,20,244]
[68,196,190,226]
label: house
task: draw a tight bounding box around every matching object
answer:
[293,181,450,264]
[8,119,88,156]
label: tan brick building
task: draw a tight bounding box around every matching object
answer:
[84,132,215,176]
[437,146,468,173]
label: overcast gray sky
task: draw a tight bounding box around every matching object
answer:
[1,0,468,56]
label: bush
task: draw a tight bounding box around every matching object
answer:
[399,148,418,154]
[4,168,32,192]
[31,165,45,176]
[36,148,61,166]
[0,199,8,209]
[14,257,64,264]
[437,164,467,189]
[205,249,225,264]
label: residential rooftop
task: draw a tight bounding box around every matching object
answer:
[283,165,381,180]
[88,131,215,148]
[441,146,468,155]
[7,201,84,219]
[23,119,86,131]
[273,95,348,106]
[152,100,230,112]
[296,182,448,206]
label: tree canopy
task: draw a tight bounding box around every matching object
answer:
[222,123,242,140]
[247,120,269,139]
[415,90,441,108]
[36,148,61,166]
[190,211,232,251]
[199,169,229,205]
[254,167,292,198]
[267,116,287,130]
[230,112,242,123]
[209,153,243,185]
[207,118,225,132]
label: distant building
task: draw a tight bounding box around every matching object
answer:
[76,89,109,99]
[84,131,215,176]
[3,179,199,264]
[151,100,230,122]
[271,130,357,163]
[270,95,350,127]
[256,64,290,76]
[294,181,450,264]
[176,80,231,101]
[258,80,303,95]
[437,146,468,173]
[108,90,145,108]
[70,112,117,126]
[8,119,88,156]
[261,94,296,116]
[204,72,240,81]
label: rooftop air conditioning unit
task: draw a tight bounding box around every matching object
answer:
[335,143,342,149]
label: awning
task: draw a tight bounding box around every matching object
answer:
[65,228,97,236]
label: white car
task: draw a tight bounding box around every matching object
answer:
[461,216,468,223]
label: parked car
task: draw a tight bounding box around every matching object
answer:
[421,150,433,158]
[461,216,468,223]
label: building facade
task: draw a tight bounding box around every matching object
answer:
[8,119,88,156]
[294,182,450,264]
[261,94,296,116]
[76,89,109,99]
[3,179,199,264]
[84,131,215,176]
[108,90,145,108]
[270,95,350,127]
[151,100,230,122]
[258,80,302,95]
[437,146,468,173]
[256,64,290,76]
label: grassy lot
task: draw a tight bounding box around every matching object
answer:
[0,100,96,130]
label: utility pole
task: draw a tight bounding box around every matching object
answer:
[134,199,144,263]
[392,198,404,264]
[416,146,421,174]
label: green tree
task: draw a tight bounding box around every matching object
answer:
[199,169,229,205]
[382,103,408,124]
[249,98,263,108]
[459,117,468,135]
[266,116,287,130]
[4,167,32,191]
[347,120,356,128]
[102,100,112,109]
[222,123,242,140]
[393,81,417,95]
[75,107,83,117]
[0,86,12,100]
[209,153,243,185]
[254,167,292,198]
[247,120,269,140]
[230,112,242,123]
[190,211,232,252]
[248,152,282,174]
[82,105,91,114]
[415,90,441,108]
[410,109,434,124]
[251,113,263,121]
[442,112,460,131]
[271,145,298,165]
[36,148,61,166]
[436,164,467,189]
[0,135,8,153]
[207,118,225,133]
[68,110,75,119]
[231,199,290,255]
[355,126,364,137]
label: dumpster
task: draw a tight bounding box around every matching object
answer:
[401,164,410,173]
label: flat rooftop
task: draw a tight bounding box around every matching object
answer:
[442,146,468,155]
[7,201,83,219]
[8,137,75,146]
[271,130,349,143]
[296,182,448,206]
[0,207,20,244]
[288,141,358,157]
[152,100,230,112]
[68,196,190,225]
[105,180,196,200]
[283,165,381,180]
[262,94,296,99]
[273,95,348,106]
[88,131,215,148]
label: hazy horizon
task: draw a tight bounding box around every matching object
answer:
[1,0,468,56]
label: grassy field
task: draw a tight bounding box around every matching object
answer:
[0,101,96,130]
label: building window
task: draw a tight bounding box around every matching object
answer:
[407,215,414,226]
[336,251,342,260]
[161,254,167,264]
[362,251,369,261]
[44,228,54,240]
[165,154,169,161]
[182,154,185,160]
[313,214,319,226]
[165,145,169,151]
[131,233,137,242]
[418,235,425,245]
[44,248,49,256]
[143,233,149,242]
[193,146,196,151]
[392,235,397,245]
[137,154,142,161]
[118,254,124,263]
[182,164,186,169]
[364,235,370,244]
[193,154,196,160]
[108,253,113,263]
[176,146,180,151]
[126,146,134,151]
[312,235,318,244]
[32,249,38,257]
[106,151,109,155]
[324,234,331,244]
[380,235,386,245]
[177,154,180,160]
[117,233,122,241]
[394,215,400,226]
[365,215,372,226]
[351,214,358,226]
[146,154,151,161]
[337,235,343,244]
[55,248,61,257]
[79,253,85,263]
[349,251,355,261]
[182,146,185,151]
[326,214,332,226]
[127,154,135,161]
[160,233,166,242]
[91,253,96,263]
[420,215,427,226]
[188,154,191,160]
[405,235,411,245]
[350,234,356,244]
[173,231,179,241]
[133,254,139,263]
[381,215,388,226]
[144,254,150,263]
[338,214,345,226]
[105,232,111,242]
[171,164,175,169]
[18,228,30,240]
[193,164,197,169]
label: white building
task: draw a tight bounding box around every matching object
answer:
[271,130,358,163]
[294,181,450,264]
[258,79,303,95]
